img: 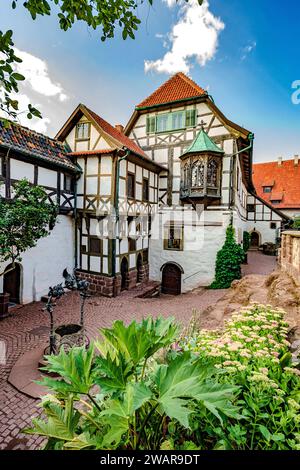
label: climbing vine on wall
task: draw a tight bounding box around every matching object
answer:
[210,225,245,289]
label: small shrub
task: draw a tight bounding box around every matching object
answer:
[210,225,245,289]
[184,303,300,450]
[242,231,250,253]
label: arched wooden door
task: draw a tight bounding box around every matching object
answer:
[250,231,260,248]
[4,263,21,304]
[161,263,181,295]
[121,257,128,290]
[137,253,143,283]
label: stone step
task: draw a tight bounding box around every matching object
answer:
[135,281,161,298]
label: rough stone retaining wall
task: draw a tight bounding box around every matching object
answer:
[280,231,300,285]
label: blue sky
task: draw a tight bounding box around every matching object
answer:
[1,0,300,162]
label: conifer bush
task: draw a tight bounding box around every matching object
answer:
[210,225,245,289]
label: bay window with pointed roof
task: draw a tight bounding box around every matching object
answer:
[180,127,224,204]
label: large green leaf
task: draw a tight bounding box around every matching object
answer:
[39,345,94,395]
[24,399,80,441]
[64,432,101,450]
[99,382,152,448]
[96,317,179,373]
[195,382,241,423]
[94,351,132,393]
[155,353,238,428]
[155,353,207,427]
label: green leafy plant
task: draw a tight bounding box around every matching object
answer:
[242,231,250,253]
[24,316,239,450]
[0,179,57,279]
[210,225,245,289]
[184,303,300,450]
[292,217,300,229]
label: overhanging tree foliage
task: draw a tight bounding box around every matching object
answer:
[1,0,203,122]
[210,225,245,289]
[0,179,58,278]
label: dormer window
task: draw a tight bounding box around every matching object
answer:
[263,186,272,193]
[76,122,90,140]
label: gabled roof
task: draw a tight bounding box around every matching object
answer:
[181,128,224,157]
[136,72,207,109]
[253,159,300,209]
[0,119,77,172]
[85,106,148,158]
[55,104,148,159]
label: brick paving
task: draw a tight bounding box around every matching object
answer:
[0,251,277,450]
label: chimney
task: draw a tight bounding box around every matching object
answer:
[278,156,282,166]
[294,154,299,166]
[115,124,124,133]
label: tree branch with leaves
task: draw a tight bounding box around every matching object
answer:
[0,179,58,279]
[1,0,203,122]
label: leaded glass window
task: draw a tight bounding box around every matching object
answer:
[191,159,205,187]
[207,158,218,187]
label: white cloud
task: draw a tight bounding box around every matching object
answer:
[9,92,51,133]
[0,48,68,134]
[241,41,257,61]
[145,0,224,74]
[14,48,68,101]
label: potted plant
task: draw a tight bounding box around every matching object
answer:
[0,179,57,318]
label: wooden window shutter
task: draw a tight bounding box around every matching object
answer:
[186,109,196,127]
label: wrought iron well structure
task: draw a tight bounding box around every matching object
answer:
[43,270,90,355]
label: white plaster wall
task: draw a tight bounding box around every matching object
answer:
[246,220,279,244]
[38,167,57,187]
[0,215,74,304]
[65,127,76,151]
[101,156,112,174]
[149,210,231,291]
[10,159,34,183]
[86,157,98,175]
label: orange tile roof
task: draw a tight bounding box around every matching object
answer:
[136,72,207,108]
[69,149,114,156]
[253,159,300,209]
[85,106,147,158]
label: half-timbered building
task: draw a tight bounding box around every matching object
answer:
[0,120,79,304]
[125,73,289,293]
[56,104,163,297]
[0,73,291,304]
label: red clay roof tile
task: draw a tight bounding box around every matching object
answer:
[253,159,300,209]
[0,119,77,172]
[136,72,207,108]
[84,106,147,158]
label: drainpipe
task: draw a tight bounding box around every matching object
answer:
[228,132,254,211]
[73,160,82,270]
[111,149,130,279]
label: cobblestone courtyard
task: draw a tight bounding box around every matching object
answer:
[0,252,276,450]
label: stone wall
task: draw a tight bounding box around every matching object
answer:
[76,262,149,297]
[279,231,300,284]
[75,270,121,298]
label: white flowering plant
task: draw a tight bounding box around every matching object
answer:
[181,303,300,450]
